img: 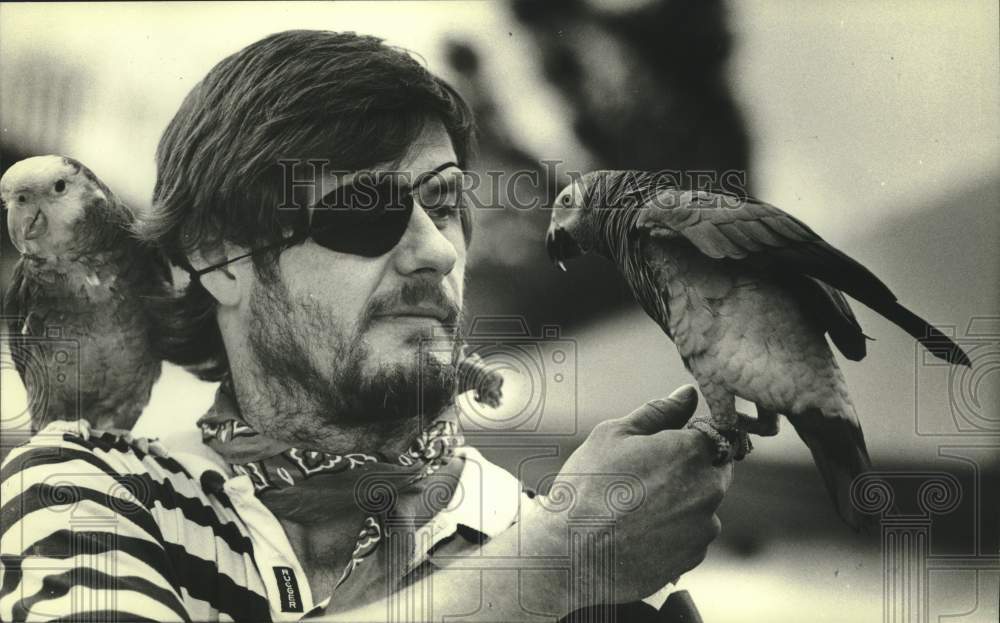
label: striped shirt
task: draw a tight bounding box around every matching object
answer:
[0,420,525,622]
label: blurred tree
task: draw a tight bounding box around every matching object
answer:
[513,0,749,173]
[447,0,751,331]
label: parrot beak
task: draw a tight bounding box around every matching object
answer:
[21,209,49,241]
[8,203,49,246]
[545,225,582,271]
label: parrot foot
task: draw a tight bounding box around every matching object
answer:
[737,408,780,437]
[687,417,752,465]
[731,428,753,460]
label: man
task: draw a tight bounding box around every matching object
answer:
[0,30,730,621]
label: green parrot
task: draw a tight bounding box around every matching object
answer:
[545,170,971,530]
[2,155,172,431]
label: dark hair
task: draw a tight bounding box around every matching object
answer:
[140,30,476,381]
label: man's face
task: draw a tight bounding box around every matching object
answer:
[241,119,467,444]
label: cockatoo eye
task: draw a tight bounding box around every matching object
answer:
[560,193,573,206]
[53,180,66,193]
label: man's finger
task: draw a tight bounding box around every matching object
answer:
[618,385,699,435]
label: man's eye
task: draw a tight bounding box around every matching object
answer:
[425,199,463,225]
[420,186,463,223]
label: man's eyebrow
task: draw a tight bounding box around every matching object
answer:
[412,161,461,191]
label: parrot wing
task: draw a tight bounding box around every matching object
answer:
[100,178,173,289]
[782,275,868,361]
[635,190,971,366]
[3,259,41,382]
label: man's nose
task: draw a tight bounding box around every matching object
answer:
[392,205,458,276]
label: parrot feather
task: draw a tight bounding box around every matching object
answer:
[787,408,875,531]
[759,213,815,241]
[715,221,765,253]
[781,274,868,361]
[683,222,748,259]
[736,218,786,247]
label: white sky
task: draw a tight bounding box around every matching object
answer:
[729,0,999,239]
[0,2,578,209]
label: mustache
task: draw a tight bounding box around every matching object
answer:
[361,280,462,329]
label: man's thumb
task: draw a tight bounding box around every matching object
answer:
[619,385,699,435]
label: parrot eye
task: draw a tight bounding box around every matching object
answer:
[53,180,66,193]
[560,194,573,206]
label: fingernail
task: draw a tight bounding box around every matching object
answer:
[668,385,696,402]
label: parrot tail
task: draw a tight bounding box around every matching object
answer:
[877,300,972,367]
[787,406,876,533]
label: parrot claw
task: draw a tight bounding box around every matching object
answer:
[686,417,733,465]
[686,417,752,465]
[730,429,752,461]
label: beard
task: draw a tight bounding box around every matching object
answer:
[244,272,463,450]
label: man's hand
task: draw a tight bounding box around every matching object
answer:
[320,386,730,622]
[524,384,732,604]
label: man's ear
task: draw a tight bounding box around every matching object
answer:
[186,245,246,308]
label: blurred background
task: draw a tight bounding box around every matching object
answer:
[1,2,997,621]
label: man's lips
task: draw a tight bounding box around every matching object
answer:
[372,306,452,323]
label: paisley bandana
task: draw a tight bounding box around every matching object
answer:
[197,379,467,610]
